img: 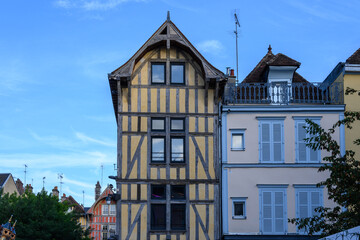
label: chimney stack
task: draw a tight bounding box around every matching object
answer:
[52,186,59,198]
[61,193,67,202]
[95,181,101,201]
[15,179,24,195]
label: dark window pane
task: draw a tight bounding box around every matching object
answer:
[171,185,186,199]
[152,118,165,131]
[234,202,244,216]
[152,137,165,162]
[151,185,166,199]
[171,64,184,84]
[152,63,165,84]
[171,119,184,131]
[171,138,184,162]
[171,204,186,230]
[151,204,166,230]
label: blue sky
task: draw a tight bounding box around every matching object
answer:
[1,0,359,207]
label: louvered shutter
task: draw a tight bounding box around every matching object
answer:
[262,191,272,233]
[261,123,271,162]
[311,191,320,216]
[298,191,309,218]
[298,122,307,162]
[273,123,282,162]
[274,191,285,233]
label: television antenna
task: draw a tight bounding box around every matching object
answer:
[101,164,104,189]
[24,164,28,186]
[233,10,241,83]
[58,173,64,196]
[42,177,46,190]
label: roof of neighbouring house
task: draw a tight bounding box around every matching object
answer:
[0,173,11,188]
[242,45,307,84]
[87,186,114,214]
[62,195,85,214]
[346,48,360,64]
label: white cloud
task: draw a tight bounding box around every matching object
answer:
[54,0,146,11]
[75,132,116,147]
[197,40,224,55]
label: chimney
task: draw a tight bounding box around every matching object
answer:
[52,186,59,198]
[95,181,101,201]
[61,193,67,202]
[15,179,24,195]
[227,68,237,84]
[25,184,33,193]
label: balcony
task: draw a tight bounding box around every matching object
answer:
[224,82,343,105]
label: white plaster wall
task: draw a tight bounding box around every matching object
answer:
[226,167,336,234]
[226,113,340,164]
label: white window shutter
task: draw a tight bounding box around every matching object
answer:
[274,191,284,233]
[311,191,320,216]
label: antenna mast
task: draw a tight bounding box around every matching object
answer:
[82,190,85,206]
[24,164,28,186]
[58,173,64,197]
[42,177,46,190]
[101,164,104,189]
[234,12,240,83]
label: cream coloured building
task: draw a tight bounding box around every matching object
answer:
[221,47,344,239]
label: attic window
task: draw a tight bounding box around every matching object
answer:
[170,63,185,84]
[160,27,167,35]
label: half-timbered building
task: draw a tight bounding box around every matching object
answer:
[108,13,226,240]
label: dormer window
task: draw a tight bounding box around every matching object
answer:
[267,66,297,104]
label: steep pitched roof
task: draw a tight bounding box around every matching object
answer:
[346,48,360,64]
[62,195,85,214]
[0,173,11,188]
[109,15,224,80]
[243,46,307,83]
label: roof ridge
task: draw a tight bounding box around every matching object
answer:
[346,48,360,64]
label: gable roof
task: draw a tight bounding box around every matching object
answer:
[242,46,306,83]
[87,186,114,214]
[109,15,224,81]
[62,195,85,214]
[346,48,360,64]
[0,173,11,188]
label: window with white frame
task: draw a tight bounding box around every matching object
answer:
[102,204,109,215]
[258,185,288,234]
[295,185,323,233]
[232,197,247,219]
[231,129,245,151]
[109,204,116,215]
[102,204,116,215]
[257,117,285,163]
[294,117,321,163]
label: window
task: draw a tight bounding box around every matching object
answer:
[232,197,247,219]
[258,118,285,163]
[295,185,323,233]
[231,129,245,150]
[294,117,321,163]
[151,118,185,164]
[102,224,115,240]
[151,118,165,131]
[171,137,184,162]
[109,204,116,215]
[151,184,186,231]
[170,63,185,84]
[102,204,109,215]
[151,137,165,162]
[152,63,166,84]
[170,118,184,131]
[258,185,287,234]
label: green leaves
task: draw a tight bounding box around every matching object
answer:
[0,190,90,240]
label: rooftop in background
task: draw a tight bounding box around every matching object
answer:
[346,48,360,64]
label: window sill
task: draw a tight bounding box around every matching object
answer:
[231,148,245,151]
[149,230,186,234]
[233,216,246,220]
[150,162,166,166]
[169,162,186,166]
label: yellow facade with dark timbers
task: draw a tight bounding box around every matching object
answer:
[108,14,226,240]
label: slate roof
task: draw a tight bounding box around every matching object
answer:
[0,173,11,188]
[242,46,307,84]
[62,195,85,214]
[346,48,360,64]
